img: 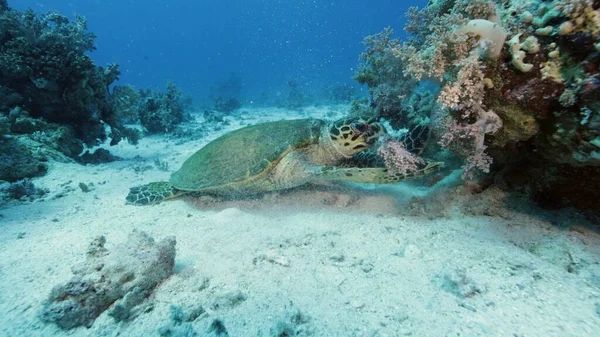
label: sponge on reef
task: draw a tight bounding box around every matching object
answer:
[460,19,507,58]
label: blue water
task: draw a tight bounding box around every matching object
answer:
[10,0,426,104]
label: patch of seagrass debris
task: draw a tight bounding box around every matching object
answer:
[158,304,202,337]
[39,229,176,330]
[433,267,483,299]
[2,178,48,201]
[210,290,247,311]
[270,307,312,337]
[207,319,229,337]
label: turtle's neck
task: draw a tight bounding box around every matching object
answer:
[306,125,350,166]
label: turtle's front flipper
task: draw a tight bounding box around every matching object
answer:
[126,181,184,205]
[318,161,444,184]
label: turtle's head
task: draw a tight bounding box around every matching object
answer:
[328,116,386,157]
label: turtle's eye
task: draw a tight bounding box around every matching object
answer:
[352,122,367,133]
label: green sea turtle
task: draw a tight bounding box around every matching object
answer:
[126,117,442,205]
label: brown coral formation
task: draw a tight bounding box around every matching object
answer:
[40,230,176,329]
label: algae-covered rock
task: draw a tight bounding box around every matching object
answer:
[10,116,48,134]
[0,114,9,137]
[0,137,49,182]
[0,121,81,182]
[10,117,84,158]
[537,106,600,166]
[40,230,176,329]
[489,102,539,148]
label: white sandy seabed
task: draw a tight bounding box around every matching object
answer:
[0,106,599,337]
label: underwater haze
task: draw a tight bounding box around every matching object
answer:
[10,0,422,102]
[1,0,600,336]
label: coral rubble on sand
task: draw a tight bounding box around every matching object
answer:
[40,230,176,330]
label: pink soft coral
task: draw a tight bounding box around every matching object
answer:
[377,136,425,175]
[440,109,502,179]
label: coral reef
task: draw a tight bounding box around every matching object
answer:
[0,3,137,147]
[110,80,191,135]
[138,81,187,133]
[327,82,357,103]
[214,96,242,113]
[40,230,176,329]
[356,0,600,210]
[209,73,243,113]
[0,2,152,182]
[112,84,142,124]
[280,80,305,109]
[354,28,420,128]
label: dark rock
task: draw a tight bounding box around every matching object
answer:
[78,148,121,164]
[210,290,247,310]
[0,138,48,182]
[502,76,565,120]
[528,164,600,210]
[269,308,311,337]
[4,179,48,201]
[40,230,176,329]
[78,182,91,192]
[203,109,226,123]
[434,268,482,299]
[579,76,600,106]
[10,116,45,134]
[157,305,200,337]
[558,33,597,59]
[209,73,243,113]
[158,323,198,337]
[207,319,229,337]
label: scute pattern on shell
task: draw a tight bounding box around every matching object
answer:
[169,119,325,191]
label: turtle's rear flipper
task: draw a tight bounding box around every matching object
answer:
[319,161,444,184]
[126,181,183,205]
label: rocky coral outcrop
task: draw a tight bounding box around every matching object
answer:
[40,230,176,330]
[355,0,600,211]
[138,81,186,133]
[0,136,68,182]
[0,3,138,147]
